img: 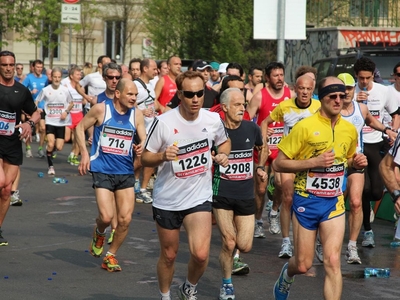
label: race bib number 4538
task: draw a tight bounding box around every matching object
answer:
[306,163,345,197]
[172,138,210,178]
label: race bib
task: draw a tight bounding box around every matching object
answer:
[0,110,16,136]
[268,127,283,150]
[363,110,380,134]
[99,126,133,156]
[306,163,344,197]
[220,149,253,180]
[71,100,82,113]
[172,139,210,178]
[46,102,66,118]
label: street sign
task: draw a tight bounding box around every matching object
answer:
[61,4,81,24]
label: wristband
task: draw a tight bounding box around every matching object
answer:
[383,127,390,134]
[65,110,70,114]
[256,166,266,171]
[26,120,35,129]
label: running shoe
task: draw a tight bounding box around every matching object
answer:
[90,227,105,257]
[107,229,115,245]
[315,237,323,263]
[101,253,122,272]
[71,156,80,166]
[48,166,55,175]
[278,241,293,258]
[134,179,140,193]
[26,148,33,158]
[219,283,235,300]
[390,238,400,248]
[135,193,144,203]
[67,154,73,164]
[273,262,294,300]
[10,190,23,206]
[37,147,45,158]
[139,190,153,204]
[254,222,266,238]
[268,212,281,234]
[362,231,375,248]
[232,257,250,275]
[0,228,8,246]
[345,245,361,264]
[178,283,198,300]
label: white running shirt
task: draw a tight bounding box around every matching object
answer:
[145,108,228,211]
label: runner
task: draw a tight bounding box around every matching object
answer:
[260,75,321,259]
[141,71,230,300]
[76,78,146,272]
[272,76,367,300]
[247,62,294,239]
[0,50,40,246]
[35,68,74,175]
[212,88,268,300]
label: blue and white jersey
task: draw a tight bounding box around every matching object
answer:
[341,101,364,153]
[90,100,136,174]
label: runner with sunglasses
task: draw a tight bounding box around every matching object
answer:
[272,76,367,300]
[142,70,231,300]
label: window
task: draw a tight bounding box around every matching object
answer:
[350,0,389,18]
[105,20,124,61]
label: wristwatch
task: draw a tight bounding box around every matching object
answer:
[26,120,35,129]
[256,166,265,171]
[391,190,400,203]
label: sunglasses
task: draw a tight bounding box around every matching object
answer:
[180,89,205,98]
[395,73,400,77]
[327,94,346,100]
[105,75,121,80]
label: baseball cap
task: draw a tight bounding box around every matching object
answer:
[210,61,220,71]
[337,73,356,87]
[192,60,212,71]
[218,62,229,74]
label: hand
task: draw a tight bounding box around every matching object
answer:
[315,150,335,168]
[267,128,274,137]
[257,168,268,182]
[163,143,179,161]
[31,88,38,95]
[356,91,368,102]
[15,122,32,141]
[60,111,67,120]
[133,143,143,156]
[78,152,90,175]
[212,152,229,167]
[352,152,368,169]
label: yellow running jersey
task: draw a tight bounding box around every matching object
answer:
[269,98,321,137]
[277,112,358,198]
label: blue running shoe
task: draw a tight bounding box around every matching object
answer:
[273,262,294,300]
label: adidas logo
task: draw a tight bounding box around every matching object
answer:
[245,138,250,142]
[202,128,208,132]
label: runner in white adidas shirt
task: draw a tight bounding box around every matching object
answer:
[36,67,74,175]
[141,71,231,300]
[354,57,400,248]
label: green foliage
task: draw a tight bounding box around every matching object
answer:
[143,0,276,70]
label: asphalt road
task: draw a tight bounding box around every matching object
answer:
[1,143,400,299]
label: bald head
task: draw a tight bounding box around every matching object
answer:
[115,78,130,93]
[296,74,314,86]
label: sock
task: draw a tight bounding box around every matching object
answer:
[26,145,31,150]
[185,279,197,291]
[222,278,232,284]
[140,188,147,193]
[256,218,263,225]
[270,209,278,216]
[283,269,294,282]
[365,230,373,234]
[348,240,357,248]
[283,237,291,244]
[160,291,170,300]
[69,152,74,157]
[106,251,115,256]
[96,227,105,235]
[233,251,239,259]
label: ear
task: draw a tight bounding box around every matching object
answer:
[221,103,228,113]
